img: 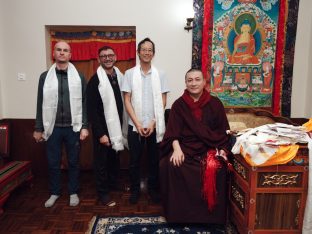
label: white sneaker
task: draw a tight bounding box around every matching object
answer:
[44,195,59,208]
[69,194,79,206]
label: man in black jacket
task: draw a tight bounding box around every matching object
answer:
[87,46,126,205]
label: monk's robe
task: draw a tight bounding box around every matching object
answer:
[159,95,231,224]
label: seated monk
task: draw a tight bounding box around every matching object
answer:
[159,68,232,228]
[229,20,259,64]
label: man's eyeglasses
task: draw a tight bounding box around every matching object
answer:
[140,49,153,53]
[99,54,115,59]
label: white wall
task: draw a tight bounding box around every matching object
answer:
[0,0,193,118]
[291,0,312,118]
[0,0,311,119]
[0,4,4,119]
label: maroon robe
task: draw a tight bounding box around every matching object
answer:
[159,95,231,224]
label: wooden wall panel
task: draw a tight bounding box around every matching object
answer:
[0,119,132,177]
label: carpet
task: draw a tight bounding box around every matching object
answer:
[87,215,237,234]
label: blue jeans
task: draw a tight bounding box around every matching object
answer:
[46,127,80,195]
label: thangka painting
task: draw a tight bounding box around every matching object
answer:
[192,0,300,116]
[211,0,278,107]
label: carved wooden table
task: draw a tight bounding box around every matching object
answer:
[230,145,309,234]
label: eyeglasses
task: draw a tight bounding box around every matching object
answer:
[99,54,115,59]
[140,49,153,53]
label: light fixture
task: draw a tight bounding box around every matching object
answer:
[184,17,194,32]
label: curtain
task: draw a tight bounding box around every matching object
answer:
[50,30,136,61]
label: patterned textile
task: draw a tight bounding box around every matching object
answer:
[51,31,136,61]
[192,0,299,117]
[192,0,204,69]
[281,0,300,117]
[87,216,237,234]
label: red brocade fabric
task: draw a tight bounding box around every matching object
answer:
[51,38,136,61]
[202,0,213,79]
[273,0,287,115]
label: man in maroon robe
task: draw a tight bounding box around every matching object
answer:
[160,68,231,226]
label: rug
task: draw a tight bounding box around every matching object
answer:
[86,215,237,234]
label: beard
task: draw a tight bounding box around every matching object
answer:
[101,61,115,70]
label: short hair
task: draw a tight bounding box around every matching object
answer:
[185,68,203,80]
[98,46,115,56]
[137,37,155,54]
[54,41,71,52]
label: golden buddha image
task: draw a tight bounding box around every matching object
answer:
[229,18,260,65]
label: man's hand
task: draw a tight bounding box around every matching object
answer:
[218,149,228,161]
[170,148,185,167]
[99,135,110,146]
[80,129,89,141]
[144,120,156,137]
[135,123,146,137]
[33,131,44,143]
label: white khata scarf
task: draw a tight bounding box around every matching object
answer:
[131,65,165,142]
[42,63,82,140]
[97,66,128,151]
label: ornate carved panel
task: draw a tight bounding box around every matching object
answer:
[231,183,245,214]
[233,157,249,181]
[258,172,302,188]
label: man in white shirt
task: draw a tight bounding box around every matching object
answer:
[121,38,169,204]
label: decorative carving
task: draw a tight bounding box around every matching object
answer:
[295,200,300,226]
[262,174,298,186]
[232,185,245,210]
[233,158,247,180]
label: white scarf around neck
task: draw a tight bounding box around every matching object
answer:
[42,63,82,140]
[97,66,128,151]
[132,65,165,142]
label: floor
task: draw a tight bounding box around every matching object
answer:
[0,170,163,233]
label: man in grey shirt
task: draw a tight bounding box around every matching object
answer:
[121,37,169,204]
[33,41,89,208]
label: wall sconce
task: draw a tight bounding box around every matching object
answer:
[184,17,194,32]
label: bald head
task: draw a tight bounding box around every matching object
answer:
[53,41,72,66]
[54,41,71,51]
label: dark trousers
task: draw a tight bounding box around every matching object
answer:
[46,127,80,195]
[93,136,120,198]
[128,125,159,194]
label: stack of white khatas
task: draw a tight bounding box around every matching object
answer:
[232,122,308,167]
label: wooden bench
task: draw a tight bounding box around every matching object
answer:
[0,123,33,215]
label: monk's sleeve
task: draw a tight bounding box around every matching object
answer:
[160,100,183,157]
[214,99,231,153]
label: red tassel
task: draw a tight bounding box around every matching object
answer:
[202,149,222,212]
